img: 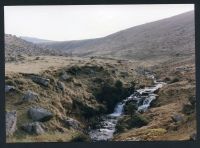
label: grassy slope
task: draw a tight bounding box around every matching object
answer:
[113,56,196,141]
[41,11,194,62]
[6,56,152,142]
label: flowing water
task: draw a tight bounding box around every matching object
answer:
[88,73,166,141]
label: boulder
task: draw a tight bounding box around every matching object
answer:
[32,76,50,87]
[22,90,39,102]
[189,133,196,140]
[182,104,194,115]
[28,107,53,122]
[21,122,44,135]
[64,117,81,130]
[6,111,17,136]
[171,114,184,123]
[57,81,65,91]
[5,85,15,93]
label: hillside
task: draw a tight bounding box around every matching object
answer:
[5,34,66,62]
[40,11,194,61]
[20,36,53,44]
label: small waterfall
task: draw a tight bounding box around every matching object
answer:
[88,74,165,141]
[109,102,125,117]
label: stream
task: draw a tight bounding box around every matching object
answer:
[88,73,166,141]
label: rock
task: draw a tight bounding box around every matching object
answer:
[189,96,196,106]
[171,114,184,123]
[6,111,17,136]
[57,81,65,91]
[28,107,53,122]
[189,133,196,140]
[22,90,39,102]
[32,76,50,87]
[64,117,81,130]
[5,85,15,93]
[141,92,149,96]
[182,104,194,115]
[21,122,44,135]
[61,73,71,81]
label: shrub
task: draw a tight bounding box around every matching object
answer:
[115,122,126,133]
[126,102,137,117]
[129,114,149,128]
[115,114,149,133]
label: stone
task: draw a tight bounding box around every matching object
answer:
[22,90,39,102]
[21,122,44,135]
[171,114,184,123]
[57,81,65,91]
[61,73,71,81]
[28,107,53,122]
[182,104,194,115]
[189,133,196,140]
[5,85,15,93]
[64,117,81,130]
[189,96,196,106]
[6,111,17,136]
[32,76,50,87]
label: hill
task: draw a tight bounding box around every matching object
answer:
[20,36,53,43]
[5,34,66,62]
[40,11,195,61]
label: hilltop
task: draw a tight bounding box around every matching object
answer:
[38,11,194,62]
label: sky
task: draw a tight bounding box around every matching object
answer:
[4,4,194,41]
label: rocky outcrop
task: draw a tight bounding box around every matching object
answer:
[22,90,39,102]
[63,117,81,130]
[32,76,50,87]
[5,85,15,93]
[21,122,44,135]
[28,107,53,122]
[6,111,17,136]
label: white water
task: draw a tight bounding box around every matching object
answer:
[89,73,166,141]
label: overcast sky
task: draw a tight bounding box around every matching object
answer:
[4,4,194,41]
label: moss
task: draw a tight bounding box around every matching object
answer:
[129,114,149,128]
[70,133,91,142]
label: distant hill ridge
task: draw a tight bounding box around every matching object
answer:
[5,34,65,62]
[39,11,195,60]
